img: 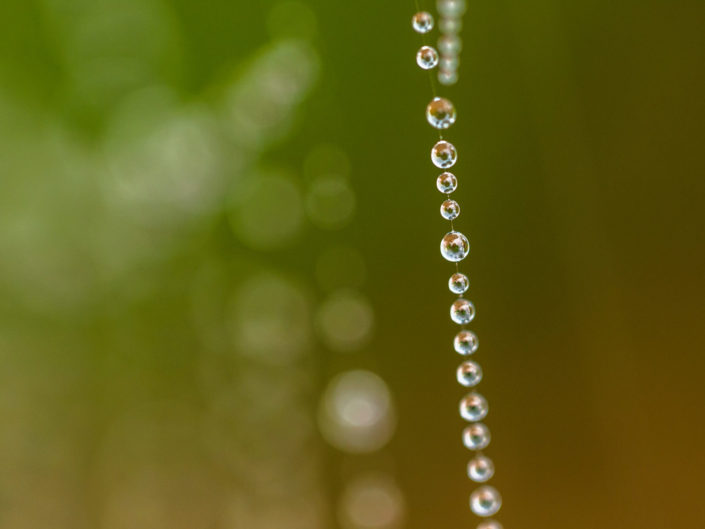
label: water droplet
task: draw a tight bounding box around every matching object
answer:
[470,486,502,517]
[431,140,458,169]
[468,455,495,483]
[454,330,478,355]
[426,97,457,129]
[318,370,396,453]
[439,17,463,34]
[436,172,458,194]
[449,272,469,294]
[412,11,434,33]
[416,46,439,69]
[457,360,482,387]
[440,231,469,262]
[339,473,406,529]
[441,199,460,221]
[477,521,503,529]
[316,290,374,352]
[437,0,467,17]
[462,423,491,450]
[440,55,459,71]
[438,69,458,86]
[451,298,475,324]
[460,392,488,421]
[438,34,462,55]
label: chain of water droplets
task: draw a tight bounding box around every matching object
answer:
[413,2,503,527]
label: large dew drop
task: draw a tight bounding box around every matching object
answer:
[450,298,475,324]
[426,97,457,129]
[441,199,460,220]
[457,360,482,387]
[460,392,488,421]
[412,11,434,33]
[449,272,469,294]
[468,455,495,483]
[417,46,439,70]
[454,330,478,354]
[431,140,458,168]
[470,486,502,517]
[462,423,491,450]
[436,172,458,194]
[440,231,469,262]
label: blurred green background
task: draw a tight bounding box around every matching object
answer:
[1,0,704,528]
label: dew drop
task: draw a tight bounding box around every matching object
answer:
[441,199,460,220]
[454,330,478,355]
[462,423,491,450]
[416,46,439,69]
[437,0,467,17]
[431,140,458,169]
[438,34,462,55]
[448,272,469,294]
[468,455,495,483]
[440,231,469,262]
[439,17,463,34]
[440,55,459,71]
[460,392,488,422]
[412,11,434,33]
[450,298,475,324]
[426,97,457,129]
[470,486,502,517]
[477,521,503,529]
[438,69,458,86]
[457,360,482,387]
[436,172,457,194]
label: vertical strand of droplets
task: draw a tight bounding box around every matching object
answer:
[413,2,503,528]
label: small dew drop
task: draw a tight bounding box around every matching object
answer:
[439,17,463,34]
[431,140,458,169]
[441,199,460,220]
[440,231,469,262]
[457,360,482,387]
[454,330,478,355]
[450,298,475,324]
[438,34,462,55]
[412,11,434,33]
[416,46,439,70]
[459,392,488,422]
[426,97,457,129]
[438,69,458,86]
[470,486,502,517]
[440,55,459,71]
[468,455,495,483]
[462,423,491,450]
[448,272,469,294]
[437,0,467,17]
[436,172,458,194]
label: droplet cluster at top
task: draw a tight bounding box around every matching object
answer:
[412,6,502,527]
